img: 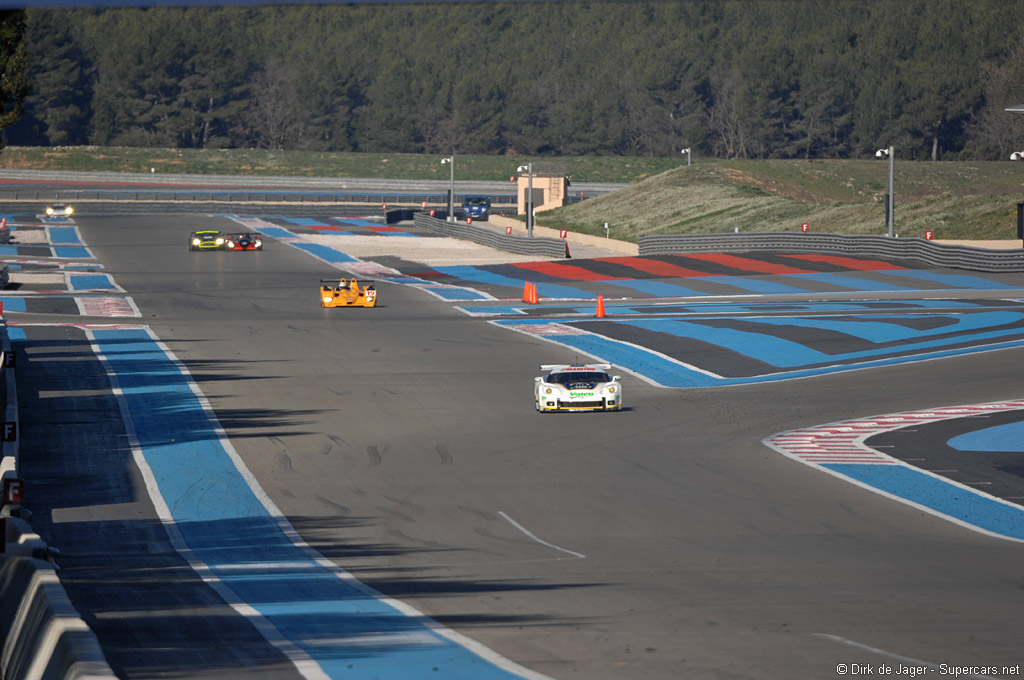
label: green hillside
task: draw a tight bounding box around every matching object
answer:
[540,159,1024,242]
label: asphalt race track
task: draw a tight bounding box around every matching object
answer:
[5,205,1024,680]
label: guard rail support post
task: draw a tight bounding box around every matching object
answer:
[1017,203,1023,243]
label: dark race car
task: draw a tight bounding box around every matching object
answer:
[224,232,264,251]
[461,196,491,221]
[189,230,225,251]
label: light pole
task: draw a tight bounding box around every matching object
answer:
[875,146,895,237]
[518,163,534,237]
[681,147,691,166]
[441,155,454,221]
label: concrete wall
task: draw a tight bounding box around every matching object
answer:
[489,215,639,256]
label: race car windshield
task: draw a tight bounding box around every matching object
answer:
[548,371,610,385]
[464,197,489,206]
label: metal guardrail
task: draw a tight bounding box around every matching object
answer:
[0,188,528,206]
[639,232,1024,273]
[414,213,567,258]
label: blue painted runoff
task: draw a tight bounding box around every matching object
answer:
[54,246,92,259]
[434,265,593,299]
[250,226,299,239]
[418,285,491,301]
[948,419,1024,453]
[825,463,1024,541]
[87,327,537,680]
[609,279,708,298]
[495,318,1024,387]
[620,312,1024,369]
[288,241,359,264]
[882,270,1020,290]
[706,275,810,294]
[47,226,82,245]
[69,273,117,291]
[786,272,912,292]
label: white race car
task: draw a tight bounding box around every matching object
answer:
[534,363,622,412]
[45,203,74,218]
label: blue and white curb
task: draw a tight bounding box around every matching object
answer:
[85,324,551,680]
[764,400,1024,542]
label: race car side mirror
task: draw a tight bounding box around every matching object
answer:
[613,376,621,380]
[534,377,543,382]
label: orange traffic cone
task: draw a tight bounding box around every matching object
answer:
[530,282,539,304]
[595,294,605,318]
[523,281,531,303]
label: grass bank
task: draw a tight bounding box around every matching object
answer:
[0,146,677,184]
[540,159,1024,241]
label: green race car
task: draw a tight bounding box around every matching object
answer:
[189,230,226,251]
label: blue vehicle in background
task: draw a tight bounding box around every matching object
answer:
[462,196,491,221]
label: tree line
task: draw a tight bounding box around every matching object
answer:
[6,1,1024,161]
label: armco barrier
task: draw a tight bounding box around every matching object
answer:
[414,212,567,257]
[638,232,1024,273]
[0,558,116,680]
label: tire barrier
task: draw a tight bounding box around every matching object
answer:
[414,212,567,258]
[638,232,1024,273]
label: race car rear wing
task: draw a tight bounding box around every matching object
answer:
[540,363,612,371]
[320,279,376,285]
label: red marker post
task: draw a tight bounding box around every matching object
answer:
[801,222,810,233]
[925,230,934,240]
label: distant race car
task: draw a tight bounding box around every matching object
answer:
[45,203,74,218]
[225,232,263,251]
[534,363,622,413]
[320,278,377,308]
[461,196,491,221]
[189,230,225,251]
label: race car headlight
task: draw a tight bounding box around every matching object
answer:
[215,238,224,245]
[192,238,201,246]
[606,386,616,393]
[544,387,553,395]
[64,206,74,215]
[255,239,262,247]
[323,296,333,303]
[46,207,55,216]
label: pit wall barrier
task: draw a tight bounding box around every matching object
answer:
[1,319,117,680]
[638,232,1024,273]
[0,558,115,680]
[414,212,567,258]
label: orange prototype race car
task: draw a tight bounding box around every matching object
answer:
[320,278,377,308]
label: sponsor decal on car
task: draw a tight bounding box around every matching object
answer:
[570,391,594,397]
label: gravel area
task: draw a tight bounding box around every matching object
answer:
[10,272,65,285]
[301,233,553,266]
[11,228,46,244]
